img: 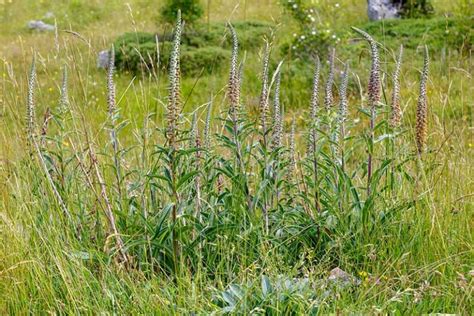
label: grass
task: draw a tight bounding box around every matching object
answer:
[1,0,473,314]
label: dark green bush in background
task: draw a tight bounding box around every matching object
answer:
[114,21,272,75]
[401,0,435,18]
[160,0,203,25]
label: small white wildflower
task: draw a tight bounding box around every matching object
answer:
[300,35,306,40]
[310,17,315,22]
[311,30,316,35]
[332,34,336,39]
[335,3,340,8]
[293,33,297,37]
[293,3,298,9]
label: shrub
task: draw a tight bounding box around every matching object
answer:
[160,0,203,25]
[279,0,338,58]
[182,21,273,50]
[114,32,167,74]
[180,47,230,76]
[353,17,473,51]
[400,0,435,18]
[114,33,230,76]
[113,21,272,75]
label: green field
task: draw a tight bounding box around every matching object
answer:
[1,0,473,314]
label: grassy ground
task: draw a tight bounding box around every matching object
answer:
[1,0,473,314]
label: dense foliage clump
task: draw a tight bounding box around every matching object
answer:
[400,0,435,18]
[160,0,203,25]
[114,21,272,75]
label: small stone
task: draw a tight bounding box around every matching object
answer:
[27,20,55,32]
[328,267,360,287]
[97,50,110,69]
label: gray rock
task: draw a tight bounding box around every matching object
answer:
[27,20,55,32]
[367,0,401,21]
[97,50,110,69]
[328,267,360,287]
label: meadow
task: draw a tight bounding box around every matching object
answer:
[0,0,473,314]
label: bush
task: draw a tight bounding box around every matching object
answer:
[182,21,273,50]
[113,21,272,75]
[160,0,203,25]
[114,32,166,74]
[400,0,435,19]
[279,0,337,58]
[354,17,473,51]
[114,33,230,76]
[181,47,231,76]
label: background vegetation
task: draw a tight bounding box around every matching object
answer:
[0,0,472,314]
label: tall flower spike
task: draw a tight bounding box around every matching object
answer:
[338,64,349,128]
[288,118,296,176]
[107,45,117,118]
[27,54,37,143]
[310,56,321,123]
[167,10,182,149]
[352,27,381,108]
[335,63,349,151]
[58,65,69,114]
[309,57,321,154]
[227,24,240,124]
[204,101,212,150]
[390,45,403,128]
[189,112,198,149]
[352,27,381,196]
[416,46,429,154]
[324,47,335,110]
[271,68,283,150]
[259,42,271,147]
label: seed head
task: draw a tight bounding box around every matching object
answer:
[309,57,321,155]
[338,63,349,127]
[227,24,240,124]
[390,45,403,128]
[58,65,69,114]
[27,54,37,141]
[352,27,381,108]
[166,10,182,148]
[324,47,335,110]
[271,68,283,150]
[310,56,321,122]
[259,42,271,141]
[204,101,213,150]
[334,63,349,147]
[416,46,429,154]
[189,112,198,149]
[107,45,117,118]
